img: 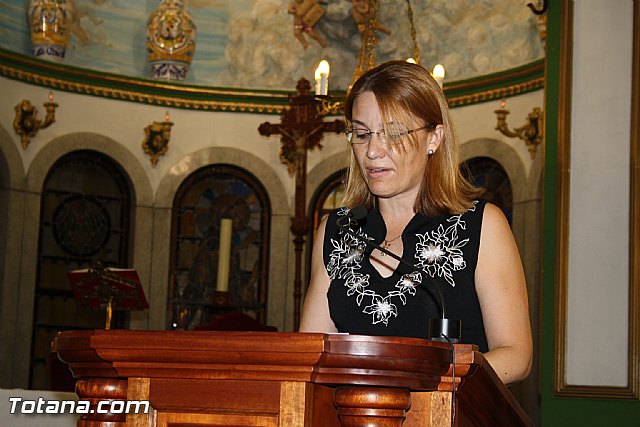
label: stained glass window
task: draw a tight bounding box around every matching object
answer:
[31,150,131,389]
[168,165,270,330]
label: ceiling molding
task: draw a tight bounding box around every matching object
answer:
[0,48,543,114]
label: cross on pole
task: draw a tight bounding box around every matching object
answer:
[258,78,344,331]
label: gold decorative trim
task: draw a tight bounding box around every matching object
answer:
[553,0,573,398]
[629,0,640,401]
[447,77,545,108]
[554,0,640,400]
[0,49,543,113]
[1,63,286,114]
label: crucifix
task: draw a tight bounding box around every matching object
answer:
[258,78,344,331]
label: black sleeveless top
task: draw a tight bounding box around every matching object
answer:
[324,201,489,352]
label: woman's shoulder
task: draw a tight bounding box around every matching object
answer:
[326,206,375,221]
[421,199,487,223]
[479,201,510,229]
[322,207,348,235]
[416,199,488,234]
[323,206,350,225]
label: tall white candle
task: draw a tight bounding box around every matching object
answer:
[432,64,445,89]
[314,60,330,96]
[216,218,233,292]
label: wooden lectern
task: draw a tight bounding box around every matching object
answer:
[67,263,148,330]
[52,330,532,427]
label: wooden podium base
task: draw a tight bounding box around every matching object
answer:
[53,330,532,427]
[334,387,411,426]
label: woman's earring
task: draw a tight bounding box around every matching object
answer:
[427,148,434,156]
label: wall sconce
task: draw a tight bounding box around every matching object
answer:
[494,101,544,159]
[142,111,173,167]
[13,92,58,149]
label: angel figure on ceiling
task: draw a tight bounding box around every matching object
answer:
[351,0,391,36]
[288,0,328,49]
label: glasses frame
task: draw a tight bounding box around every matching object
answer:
[344,124,432,145]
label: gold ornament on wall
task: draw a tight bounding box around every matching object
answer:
[13,92,58,149]
[495,100,544,159]
[142,112,173,167]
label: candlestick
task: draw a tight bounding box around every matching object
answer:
[216,218,233,293]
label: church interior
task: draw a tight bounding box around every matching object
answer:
[0,0,638,425]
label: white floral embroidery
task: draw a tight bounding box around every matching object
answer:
[363,295,398,325]
[329,204,476,326]
[414,204,475,287]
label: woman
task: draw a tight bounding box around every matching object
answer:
[299,60,532,385]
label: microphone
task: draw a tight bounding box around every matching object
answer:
[336,206,461,343]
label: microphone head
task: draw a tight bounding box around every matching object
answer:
[350,205,368,221]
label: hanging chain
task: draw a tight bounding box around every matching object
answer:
[365,0,380,70]
[352,0,380,86]
[351,0,421,86]
[406,0,420,64]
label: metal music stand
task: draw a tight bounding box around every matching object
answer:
[67,261,149,330]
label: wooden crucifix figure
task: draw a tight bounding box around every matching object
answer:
[258,78,344,331]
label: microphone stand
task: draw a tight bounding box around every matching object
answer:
[337,211,461,343]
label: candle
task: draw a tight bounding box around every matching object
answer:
[48,91,54,102]
[165,111,171,121]
[314,60,330,96]
[216,218,233,292]
[432,64,445,89]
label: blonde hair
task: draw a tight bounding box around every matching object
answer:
[342,60,482,216]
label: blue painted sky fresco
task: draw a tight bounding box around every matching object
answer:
[1,0,543,90]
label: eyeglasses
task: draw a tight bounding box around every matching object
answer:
[344,123,432,145]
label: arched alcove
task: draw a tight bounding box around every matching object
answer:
[167,164,271,330]
[9,132,153,387]
[29,149,134,390]
[461,137,542,417]
[153,147,290,330]
[461,156,514,224]
[0,124,26,388]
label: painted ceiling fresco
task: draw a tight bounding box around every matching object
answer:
[1,0,544,90]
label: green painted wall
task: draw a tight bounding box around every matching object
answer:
[540,1,640,425]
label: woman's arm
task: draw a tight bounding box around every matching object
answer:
[475,203,533,384]
[299,217,338,332]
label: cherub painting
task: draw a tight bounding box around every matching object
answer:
[351,0,390,36]
[288,0,327,49]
